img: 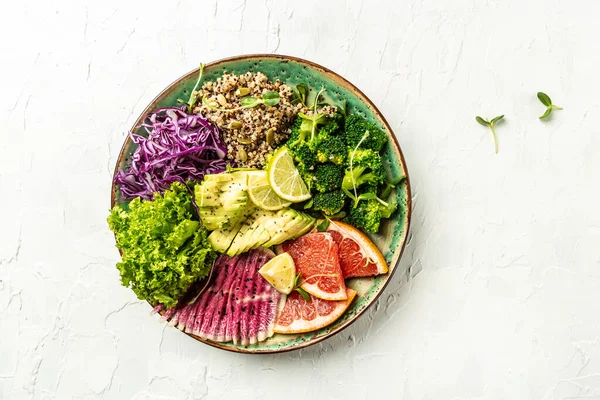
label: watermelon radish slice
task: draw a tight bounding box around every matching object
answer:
[204,255,244,341]
[224,254,251,343]
[194,255,238,337]
[156,249,282,346]
[238,250,261,346]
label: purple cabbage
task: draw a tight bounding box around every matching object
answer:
[115,107,228,200]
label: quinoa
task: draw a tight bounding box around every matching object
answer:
[194,71,336,169]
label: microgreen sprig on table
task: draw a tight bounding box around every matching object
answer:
[537,92,562,119]
[476,115,504,154]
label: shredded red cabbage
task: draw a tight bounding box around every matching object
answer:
[115,107,228,200]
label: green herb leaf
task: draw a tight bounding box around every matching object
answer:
[241,96,262,108]
[537,92,552,107]
[476,116,489,126]
[490,115,504,125]
[294,272,302,288]
[295,287,311,302]
[303,198,314,209]
[293,82,308,106]
[297,83,308,100]
[316,219,330,232]
[540,107,553,119]
[262,91,281,106]
[327,211,346,220]
[537,92,562,119]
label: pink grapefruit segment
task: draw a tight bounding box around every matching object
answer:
[279,232,347,301]
[273,288,357,334]
[326,221,388,279]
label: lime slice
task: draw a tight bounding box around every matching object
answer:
[247,170,292,210]
[258,252,296,295]
[267,147,312,202]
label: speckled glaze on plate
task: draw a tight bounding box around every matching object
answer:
[111,54,412,354]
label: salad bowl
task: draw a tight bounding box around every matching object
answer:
[111,54,411,353]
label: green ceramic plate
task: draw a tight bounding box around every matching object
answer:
[111,54,411,354]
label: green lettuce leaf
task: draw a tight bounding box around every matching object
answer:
[107,182,216,308]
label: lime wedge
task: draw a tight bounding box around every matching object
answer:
[258,252,296,295]
[267,147,312,202]
[247,170,292,210]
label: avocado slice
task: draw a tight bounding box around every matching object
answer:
[195,171,252,230]
[226,209,267,257]
[264,212,315,247]
[246,212,277,252]
[261,209,316,248]
[239,210,273,253]
[261,209,296,247]
[207,218,245,253]
[290,213,316,239]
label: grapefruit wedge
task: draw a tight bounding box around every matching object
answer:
[274,288,357,334]
[278,232,347,301]
[327,221,388,278]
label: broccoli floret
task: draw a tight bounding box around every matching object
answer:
[341,148,384,191]
[316,136,347,164]
[345,114,387,151]
[299,169,315,192]
[343,199,382,233]
[286,112,347,190]
[343,196,396,233]
[289,141,316,170]
[359,181,380,196]
[314,163,343,193]
[298,112,328,141]
[312,190,346,215]
[286,116,303,143]
[318,112,344,137]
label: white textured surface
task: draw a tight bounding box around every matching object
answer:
[2,0,600,398]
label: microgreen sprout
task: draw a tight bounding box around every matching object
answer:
[316,219,330,232]
[202,91,280,112]
[476,115,504,154]
[537,92,562,119]
[177,63,205,113]
[291,82,309,107]
[310,87,326,141]
[349,130,370,199]
[292,273,310,301]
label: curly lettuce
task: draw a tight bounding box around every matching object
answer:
[107,182,216,308]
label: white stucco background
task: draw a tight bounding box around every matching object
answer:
[2,0,600,398]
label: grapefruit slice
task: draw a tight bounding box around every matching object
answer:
[327,221,388,278]
[274,288,357,334]
[278,232,347,301]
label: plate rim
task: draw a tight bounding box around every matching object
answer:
[110,53,412,354]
